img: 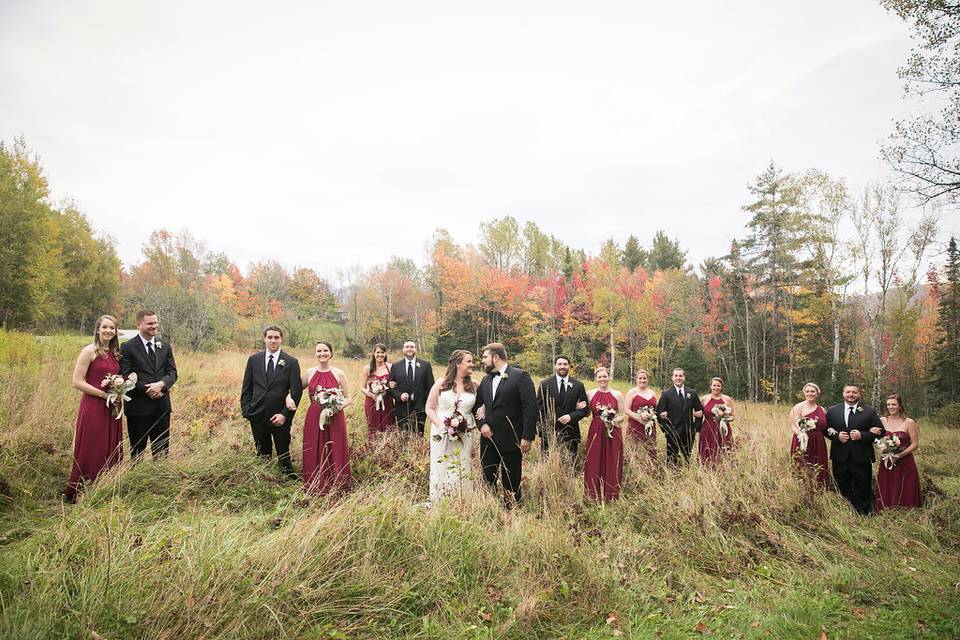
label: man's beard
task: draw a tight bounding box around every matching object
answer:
[484,363,495,373]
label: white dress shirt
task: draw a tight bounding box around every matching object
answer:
[265,349,281,372]
[492,363,509,398]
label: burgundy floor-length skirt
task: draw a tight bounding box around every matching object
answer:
[584,391,623,502]
[303,369,352,495]
[65,353,124,499]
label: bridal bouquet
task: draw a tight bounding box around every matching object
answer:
[433,399,475,443]
[637,406,659,437]
[598,405,621,438]
[369,379,387,411]
[101,372,137,419]
[313,386,346,429]
[711,402,734,437]
[795,416,817,452]
[875,434,902,470]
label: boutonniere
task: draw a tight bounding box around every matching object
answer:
[685,392,690,399]
[855,405,863,414]
[416,361,421,368]
[501,371,510,380]
[155,339,164,350]
[277,359,286,367]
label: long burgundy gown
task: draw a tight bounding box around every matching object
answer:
[65,353,124,499]
[363,369,396,439]
[699,396,734,464]
[626,392,657,460]
[303,369,352,495]
[583,390,624,502]
[790,405,830,488]
[875,430,923,510]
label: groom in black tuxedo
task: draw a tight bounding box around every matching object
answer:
[825,384,884,515]
[388,340,435,435]
[655,367,704,464]
[240,325,303,474]
[120,309,178,459]
[537,355,589,458]
[474,342,538,504]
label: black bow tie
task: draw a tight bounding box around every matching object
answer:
[491,371,502,377]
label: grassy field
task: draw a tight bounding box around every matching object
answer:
[0,334,958,639]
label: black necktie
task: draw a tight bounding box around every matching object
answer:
[559,379,566,395]
[848,405,854,427]
[267,354,275,377]
[147,341,155,362]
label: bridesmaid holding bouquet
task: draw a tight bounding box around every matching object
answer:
[872,394,922,510]
[360,343,395,439]
[299,341,352,495]
[64,315,126,501]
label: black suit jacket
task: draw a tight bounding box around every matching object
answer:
[537,376,589,442]
[240,350,303,423]
[388,358,435,413]
[474,365,538,454]
[654,386,704,432]
[119,335,178,417]
[824,403,884,464]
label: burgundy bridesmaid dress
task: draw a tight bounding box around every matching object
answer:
[875,430,923,510]
[65,353,124,499]
[790,405,830,488]
[583,390,624,502]
[626,393,657,460]
[363,370,396,439]
[303,369,352,495]
[699,396,734,464]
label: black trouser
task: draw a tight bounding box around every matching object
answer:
[127,410,170,460]
[480,441,523,503]
[832,459,873,515]
[395,407,426,435]
[250,419,292,471]
[539,425,579,459]
[664,424,694,464]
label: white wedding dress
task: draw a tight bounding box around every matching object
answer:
[429,389,477,502]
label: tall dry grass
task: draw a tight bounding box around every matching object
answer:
[0,333,959,639]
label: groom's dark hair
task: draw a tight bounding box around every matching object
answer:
[263,325,283,337]
[555,355,570,365]
[483,342,507,362]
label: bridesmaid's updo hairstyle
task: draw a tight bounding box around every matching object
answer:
[315,341,333,354]
[802,382,821,395]
[885,393,908,418]
[594,366,610,378]
[710,377,724,390]
[440,349,477,393]
[93,314,121,360]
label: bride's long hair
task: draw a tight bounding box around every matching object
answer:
[439,349,477,393]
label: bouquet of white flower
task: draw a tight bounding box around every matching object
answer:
[313,386,346,429]
[796,415,816,452]
[874,434,902,470]
[637,406,658,437]
[101,372,137,419]
[711,402,734,437]
[598,405,621,438]
[369,379,387,411]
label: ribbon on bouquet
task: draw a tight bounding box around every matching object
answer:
[374,393,385,411]
[797,431,809,453]
[881,452,897,470]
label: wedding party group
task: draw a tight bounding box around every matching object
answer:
[64,313,924,515]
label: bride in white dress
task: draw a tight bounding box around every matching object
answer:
[425,349,477,503]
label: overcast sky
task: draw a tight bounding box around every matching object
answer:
[2,0,956,281]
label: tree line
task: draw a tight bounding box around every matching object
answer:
[4,136,957,415]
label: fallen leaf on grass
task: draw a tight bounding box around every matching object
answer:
[820,631,829,640]
[606,613,618,626]
[694,621,712,635]
[750,621,760,628]
[852,608,865,619]
[478,610,493,623]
